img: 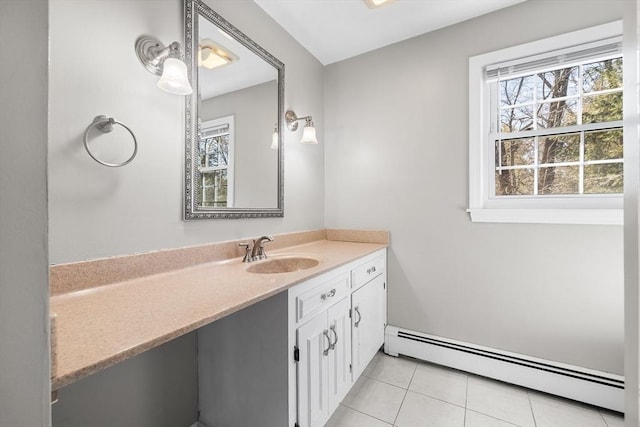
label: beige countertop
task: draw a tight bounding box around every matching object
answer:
[50,235,387,391]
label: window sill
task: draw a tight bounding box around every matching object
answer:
[466,208,623,225]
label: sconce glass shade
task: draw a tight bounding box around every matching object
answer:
[285,110,318,144]
[157,58,193,95]
[300,122,318,144]
[364,0,396,8]
[271,129,279,150]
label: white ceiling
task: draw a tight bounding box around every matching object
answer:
[254,0,526,65]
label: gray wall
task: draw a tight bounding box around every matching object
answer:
[48,0,324,265]
[198,292,288,427]
[200,80,279,208]
[47,0,323,425]
[325,0,624,374]
[0,1,51,426]
[52,333,198,427]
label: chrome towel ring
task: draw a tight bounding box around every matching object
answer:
[83,115,138,167]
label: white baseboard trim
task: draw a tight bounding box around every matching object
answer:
[384,325,624,412]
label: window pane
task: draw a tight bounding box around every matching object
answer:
[208,154,218,168]
[500,106,534,133]
[584,163,623,194]
[199,170,228,207]
[500,75,534,106]
[203,172,215,186]
[582,92,622,123]
[583,58,623,93]
[203,186,216,206]
[536,99,578,129]
[199,139,208,167]
[584,129,623,161]
[536,66,579,100]
[538,133,580,164]
[495,168,534,195]
[538,165,579,194]
[495,138,534,167]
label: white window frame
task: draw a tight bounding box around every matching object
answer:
[468,21,623,225]
[199,115,235,208]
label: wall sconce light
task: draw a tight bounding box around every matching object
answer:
[135,35,193,95]
[271,125,279,150]
[285,110,318,145]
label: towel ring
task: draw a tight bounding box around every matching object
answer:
[83,115,138,167]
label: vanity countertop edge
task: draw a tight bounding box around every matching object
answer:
[50,232,388,391]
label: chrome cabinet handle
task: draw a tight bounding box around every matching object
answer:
[329,325,338,350]
[367,266,377,274]
[354,307,362,327]
[321,288,336,300]
[323,330,331,356]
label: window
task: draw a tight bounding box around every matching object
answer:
[198,115,234,208]
[468,21,623,224]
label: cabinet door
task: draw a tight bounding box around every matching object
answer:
[351,274,386,380]
[297,313,330,427]
[327,297,352,413]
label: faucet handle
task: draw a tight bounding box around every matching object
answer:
[239,243,251,262]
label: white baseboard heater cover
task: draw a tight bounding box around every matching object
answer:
[384,325,624,413]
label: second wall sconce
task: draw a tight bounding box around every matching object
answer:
[285,110,318,144]
[135,35,193,96]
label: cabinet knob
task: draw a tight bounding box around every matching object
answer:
[321,288,336,300]
[354,306,362,327]
[367,266,376,274]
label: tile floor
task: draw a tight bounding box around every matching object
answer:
[325,352,625,427]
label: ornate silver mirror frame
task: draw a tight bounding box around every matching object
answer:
[184,0,284,219]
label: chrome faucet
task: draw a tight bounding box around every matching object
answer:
[239,235,274,262]
[251,235,274,261]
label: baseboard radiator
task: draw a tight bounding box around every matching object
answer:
[384,326,624,412]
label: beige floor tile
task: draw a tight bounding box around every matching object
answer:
[466,377,535,427]
[395,390,465,427]
[409,362,468,406]
[529,393,607,427]
[602,413,625,427]
[363,352,417,389]
[465,410,522,427]
[325,404,392,427]
[341,376,406,424]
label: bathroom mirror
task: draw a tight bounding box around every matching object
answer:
[184,0,284,219]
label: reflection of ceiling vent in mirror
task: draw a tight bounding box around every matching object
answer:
[198,39,238,69]
[363,0,395,8]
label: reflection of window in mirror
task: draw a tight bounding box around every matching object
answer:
[198,115,235,208]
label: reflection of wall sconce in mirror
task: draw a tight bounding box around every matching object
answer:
[364,0,396,8]
[198,39,238,70]
[285,110,318,145]
[271,125,278,150]
[135,35,193,95]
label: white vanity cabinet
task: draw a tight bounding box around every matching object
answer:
[296,295,351,427]
[351,268,386,380]
[197,247,386,427]
[288,248,387,427]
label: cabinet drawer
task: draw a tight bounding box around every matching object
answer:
[351,255,385,291]
[297,273,349,325]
